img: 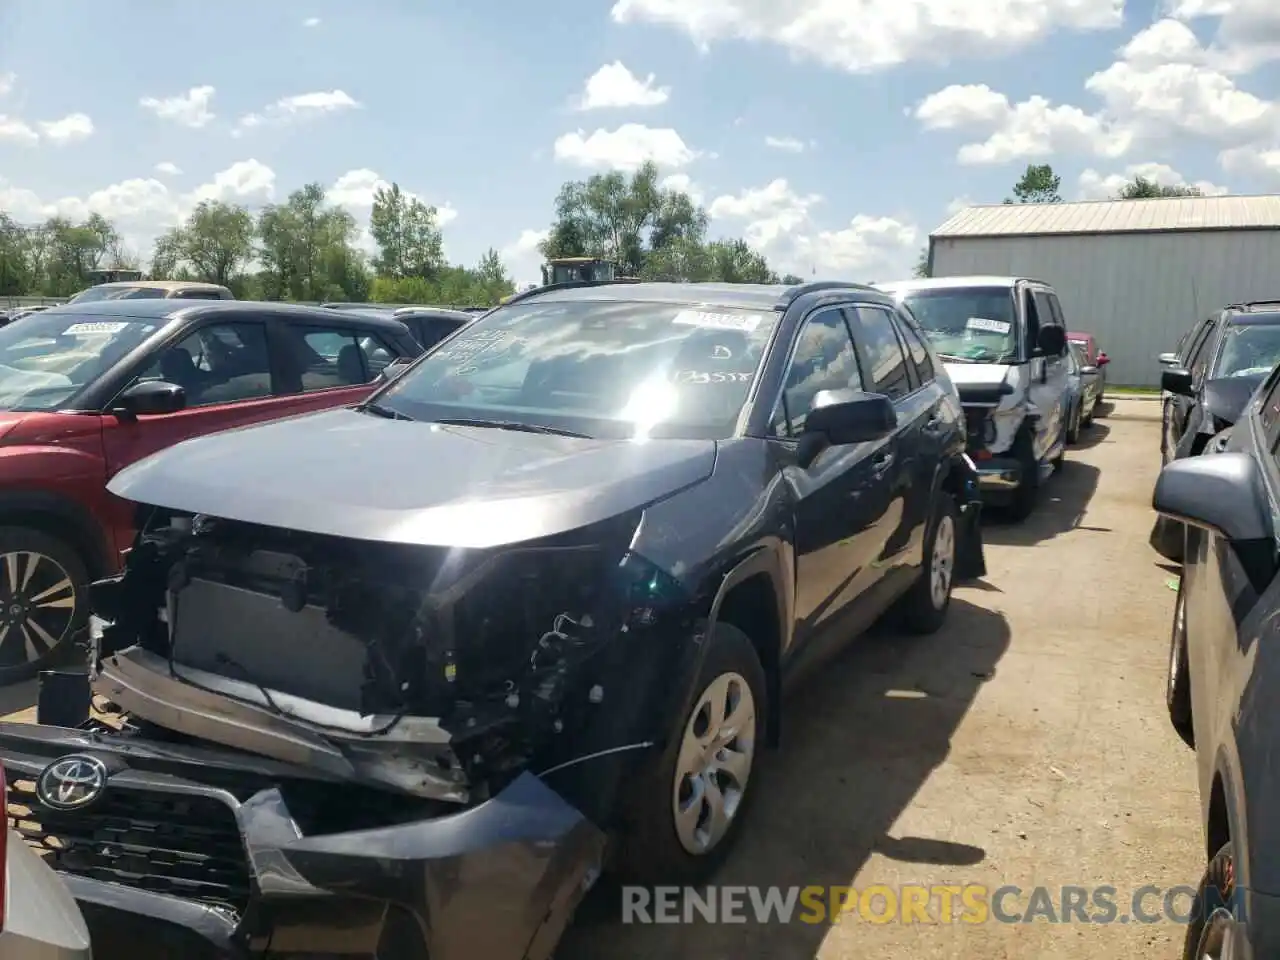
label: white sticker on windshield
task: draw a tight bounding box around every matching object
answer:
[966,317,1011,334]
[63,321,129,335]
[672,310,762,332]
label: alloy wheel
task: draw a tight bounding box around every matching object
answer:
[1197,908,1237,960]
[672,671,757,856]
[0,550,77,668]
[931,514,956,609]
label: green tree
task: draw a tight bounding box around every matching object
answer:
[914,246,930,278]
[779,273,804,285]
[1005,164,1062,204]
[1115,175,1203,199]
[151,201,255,284]
[0,214,33,296]
[257,183,367,301]
[369,183,446,279]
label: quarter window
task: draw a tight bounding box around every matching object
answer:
[772,308,863,438]
[854,306,911,399]
[135,322,273,406]
[277,325,378,391]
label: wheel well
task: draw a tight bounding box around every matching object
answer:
[0,507,108,580]
[715,573,782,747]
[1207,773,1230,861]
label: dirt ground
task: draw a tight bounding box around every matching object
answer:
[559,397,1203,960]
[0,398,1201,960]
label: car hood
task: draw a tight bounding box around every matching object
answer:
[107,408,717,547]
[943,362,1016,403]
[0,411,29,443]
[1202,375,1265,426]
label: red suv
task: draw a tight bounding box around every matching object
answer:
[0,299,422,683]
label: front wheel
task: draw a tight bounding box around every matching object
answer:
[1005,435,1041,522]
[0,527,89,686]
[1066,404,1081,444]
[617,622,767,884]
[1182,845,1238,960]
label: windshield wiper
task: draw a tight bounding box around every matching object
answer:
[359,401,414,421]
[937,353,982,363]
[434,417,591,438]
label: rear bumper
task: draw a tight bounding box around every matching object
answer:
[0,723,606,960]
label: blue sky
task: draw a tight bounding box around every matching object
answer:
[2,0,1278,287]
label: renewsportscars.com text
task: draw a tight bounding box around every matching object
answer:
[621,884,1238,925]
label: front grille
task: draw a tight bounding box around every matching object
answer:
[5,766,252,914]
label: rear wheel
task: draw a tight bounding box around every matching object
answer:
[1167,577,1194,748]
[1005,433,1040,522]
[1182,844,1237,960]
[898,493,957,634]
[0,527,88,686]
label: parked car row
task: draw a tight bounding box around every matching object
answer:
[1150,299,1280,960]
[0,275,1109,959]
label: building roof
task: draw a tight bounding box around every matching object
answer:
[932,195,1280,239]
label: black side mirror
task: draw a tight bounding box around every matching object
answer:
[111,380,185,419]
[1161,367,1194,396]
[1036,325,1066,356]
[1154,454,1272,543]
[379,358,414,381]
[798,389,896,467]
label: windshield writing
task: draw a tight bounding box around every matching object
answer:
[0,312,160,410]
[1215,324,1280,379]
[902,287,1017,363]
[378,300,779,439]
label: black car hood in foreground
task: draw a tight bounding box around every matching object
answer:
[107,407,716,547]
[1203,375,1265,427]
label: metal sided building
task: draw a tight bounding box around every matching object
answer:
[926,195,1280,387]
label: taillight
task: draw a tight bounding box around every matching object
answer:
[0,765,7,930]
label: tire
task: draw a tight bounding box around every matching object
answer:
[1066,404,1081,445]
[0,526,89,686]
[1167,576,1194,748]
[1182,844,1237,960]
[616,621,767,885]
[1005,432,1040,522]
[1152,515,1186,563]
[1082,401,1094,427]
[897,493,958,635]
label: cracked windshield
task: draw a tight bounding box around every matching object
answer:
[1214,323,1280,378]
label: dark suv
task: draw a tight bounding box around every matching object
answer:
[3,280,986,960]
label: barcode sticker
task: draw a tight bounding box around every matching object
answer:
[63,321,129,335]
[672,310,762,332]
[966,317,1011,334]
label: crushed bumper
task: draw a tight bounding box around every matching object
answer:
[969,456,1022,494]
[0,723,606,960]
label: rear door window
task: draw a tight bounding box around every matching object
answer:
[136,322,273,406]
[277,326,374,391]
[892,309,934,383]
[771,307,863,438]
[853,306,911,399]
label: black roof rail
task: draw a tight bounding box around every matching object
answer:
[500,277,644,306]
[775,280,879,308]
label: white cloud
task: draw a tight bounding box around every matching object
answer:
[501,228,550,287]
[660,172,704,204]
[915,20,1280,164]
[764,135,806,152]
[303,16,320,26]
[1164,0,1280,71]
[236,90,360,134]
[610,0,1122,73]
[139,85,216,128]
[0,73,15,98]
[0,116,38,146]
[947,195,973,214]
[38,113,93,144]
[0,160,279,260]
[575,62,670,110]
[915,83,1131,163]
[154,161,182,176]
[328,168,457,255]
[1077,161,1228,198]
[554,123,700,170]
[706,178,919,278]
[1219,144,1280,182]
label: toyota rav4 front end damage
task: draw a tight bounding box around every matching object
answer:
[2,494,702,959]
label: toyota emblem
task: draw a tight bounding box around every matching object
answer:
[36,754,108,811]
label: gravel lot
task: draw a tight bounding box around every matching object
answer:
[561,397,1203,960]
[0,398,1201,960]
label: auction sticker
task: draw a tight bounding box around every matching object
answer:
[672,310,762,332]
[965,317,1011,334]
[64,321,129,335]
